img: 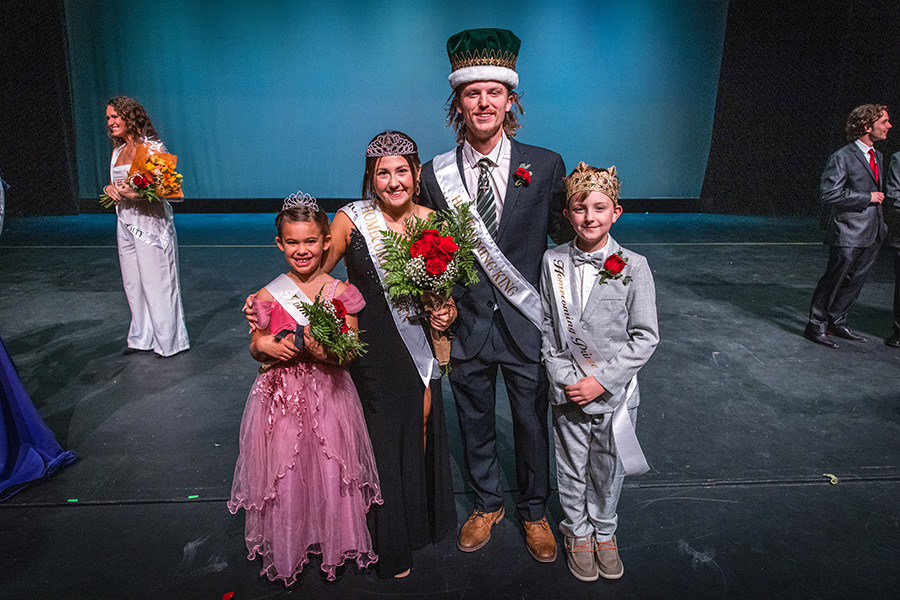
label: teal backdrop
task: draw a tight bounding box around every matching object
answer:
[65,0,728,200]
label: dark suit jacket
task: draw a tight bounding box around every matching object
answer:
[820,142,887,247]
[419,138,572,361]
[884,153,900,249]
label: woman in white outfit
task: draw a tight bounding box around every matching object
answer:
[102,96,189,357]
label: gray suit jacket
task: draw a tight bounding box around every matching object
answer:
[539,237,659,415]
[419,138,571,361]
[884,153,900,249]
[820,142,887,247]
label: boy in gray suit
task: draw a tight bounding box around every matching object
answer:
[539,163,659,582]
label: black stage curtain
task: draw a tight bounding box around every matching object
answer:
[0,0,79,216]
[701,1,900,215]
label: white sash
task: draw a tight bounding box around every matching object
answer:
[264,274,311,327]
[340,201,438,386]
[549,253,649,476]
[431,149,543,330]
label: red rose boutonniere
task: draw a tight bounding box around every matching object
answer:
[597,251,633,286]
[514,163,532,187]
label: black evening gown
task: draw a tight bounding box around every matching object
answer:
[345,228,456,577]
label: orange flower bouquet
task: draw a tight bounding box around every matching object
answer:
[100,141,183,208]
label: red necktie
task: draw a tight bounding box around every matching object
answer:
[869,149,879,183]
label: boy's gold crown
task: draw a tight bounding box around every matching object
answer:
[564,162,620,204]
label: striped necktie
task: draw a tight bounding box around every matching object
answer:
[476,158,498,238]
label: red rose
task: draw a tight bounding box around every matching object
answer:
[410,239,428,258]
[421,229,440,243]
[332,299,347,318]
[436,236,458,260]
[132,174,148,188]
[425,257,448,276]
[425,242,440,259]
[340,322,349,334]
[603,253,627,275]
[515,167,531,183]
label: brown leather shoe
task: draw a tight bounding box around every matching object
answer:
[458,506,505,552]
[523,517,557,563]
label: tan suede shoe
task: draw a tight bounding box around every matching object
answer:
[564,535,598,581]
[523,517,557,563]
[458,506,505,552]
[595,535,624,579]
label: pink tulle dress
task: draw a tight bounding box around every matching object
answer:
[227,280,382,584]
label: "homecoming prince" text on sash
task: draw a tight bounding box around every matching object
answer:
[549,249,649,476]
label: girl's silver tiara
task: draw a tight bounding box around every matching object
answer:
[366,132,416,157]
[282,190,319,211]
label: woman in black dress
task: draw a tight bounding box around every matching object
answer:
[325,131,457,578]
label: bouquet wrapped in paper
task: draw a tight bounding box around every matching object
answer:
[380,204,479,368]
[100,140,183,208]
[293,291,366,365]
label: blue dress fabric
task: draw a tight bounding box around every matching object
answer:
[0,334,76,500]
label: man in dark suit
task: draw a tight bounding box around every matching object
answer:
[419,28,571,563]
[884,153,900,347]
[804,104,891,348]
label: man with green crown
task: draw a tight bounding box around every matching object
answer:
[420,27,572,564]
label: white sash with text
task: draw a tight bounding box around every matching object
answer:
[264,274,312,327]
[550,254,649,476]
[340,201,438,386]
[431,149,543,330]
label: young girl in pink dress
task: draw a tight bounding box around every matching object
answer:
[227,192,382,585]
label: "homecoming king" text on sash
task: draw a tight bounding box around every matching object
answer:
[431,149,543,330]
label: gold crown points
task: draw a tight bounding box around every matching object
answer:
[449,48,517,72]
[565,162,620,203]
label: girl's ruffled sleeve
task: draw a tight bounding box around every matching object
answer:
[251,298,274,330]
[336,283,365,314]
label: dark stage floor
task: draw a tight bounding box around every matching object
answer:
[1,213,898,599]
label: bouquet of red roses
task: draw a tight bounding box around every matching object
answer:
[100,141,183,208]
[381,205,478,367]
[294,291,366,365]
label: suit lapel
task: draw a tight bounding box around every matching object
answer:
[497,138,525,241]
[581,237,620,321]
[851,143,878,184]
[877,149,884,190]
[454,146,467,198]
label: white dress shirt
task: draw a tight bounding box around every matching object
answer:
[573,238,611,312]
[461,132,511,220]
[854,139,875,156]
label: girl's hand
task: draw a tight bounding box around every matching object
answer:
[243,294,259,333]
[429,297,457,332]
[256,334,299,362]
[302,328,329,362]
